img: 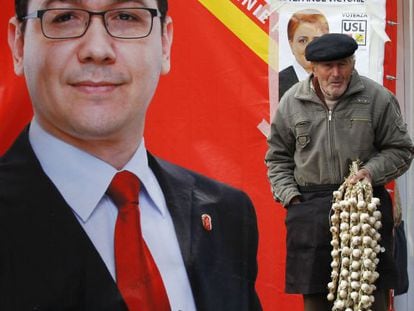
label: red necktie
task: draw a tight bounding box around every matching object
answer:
[107,171,170,311]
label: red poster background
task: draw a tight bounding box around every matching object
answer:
[0,1,397,310]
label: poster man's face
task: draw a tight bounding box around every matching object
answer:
[8,0,172,144]
[312,58,354,100]
[289,22,328,73]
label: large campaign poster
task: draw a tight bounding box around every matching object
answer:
[0,0,396,310]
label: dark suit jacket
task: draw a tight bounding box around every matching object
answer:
[0,129,261,311]
[278,65,299,101]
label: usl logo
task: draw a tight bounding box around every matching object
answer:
[342,20,367,46]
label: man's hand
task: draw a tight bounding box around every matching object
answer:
[348,168,372,184]
[289,196,302,205]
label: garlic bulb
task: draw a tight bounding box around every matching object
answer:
[327,161,382,311]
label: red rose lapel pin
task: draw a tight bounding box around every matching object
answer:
[201,214,212,231]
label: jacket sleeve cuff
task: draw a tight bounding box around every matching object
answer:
[282,189,302,207]
[362,164,384,185]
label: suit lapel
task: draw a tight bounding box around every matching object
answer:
[1,129,127,310]
[5,130,196,276]
[147,153,194,268]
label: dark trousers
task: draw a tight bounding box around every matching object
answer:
[303,290,389,311]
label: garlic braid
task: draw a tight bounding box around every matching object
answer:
[327,161,383,311]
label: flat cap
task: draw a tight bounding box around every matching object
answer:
[305,33,358,62]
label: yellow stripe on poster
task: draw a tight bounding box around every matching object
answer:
[198,0,278,71]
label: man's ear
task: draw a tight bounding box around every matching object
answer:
[8,17,25,76]
[160,16,173,75]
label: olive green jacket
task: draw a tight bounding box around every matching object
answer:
[265,71,414,206]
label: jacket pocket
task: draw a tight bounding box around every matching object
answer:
[348,116,374,151]
[294,120,311,148]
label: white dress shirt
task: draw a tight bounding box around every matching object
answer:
[29,119,196,311]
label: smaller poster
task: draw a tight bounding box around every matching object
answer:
[273,0,387,101]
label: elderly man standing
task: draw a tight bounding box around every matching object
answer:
[265,33,413,311]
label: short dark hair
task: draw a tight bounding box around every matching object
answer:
[15,0,168,23]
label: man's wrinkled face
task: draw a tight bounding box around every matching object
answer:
[8,0,172,144]
[312,57,354,100]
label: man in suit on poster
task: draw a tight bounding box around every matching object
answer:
[0,0,262,310]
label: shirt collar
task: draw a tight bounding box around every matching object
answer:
[29,119,166,222]
[292,59,310,81]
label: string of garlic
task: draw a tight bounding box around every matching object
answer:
[327,161,383,311]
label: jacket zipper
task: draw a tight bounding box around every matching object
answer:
[327,109,337,181]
